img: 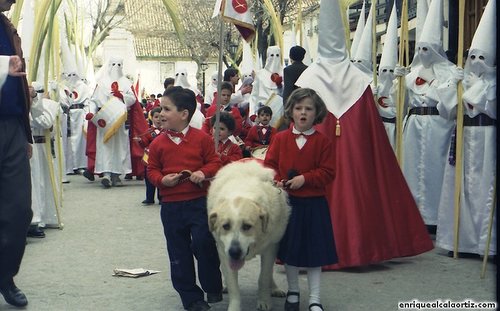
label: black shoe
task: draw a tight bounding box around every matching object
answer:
[142,200,154,205]
[447,251,480,259]
[284,291,300,311]
[187,300,211,311]
[101,177,111,188]
[124,174,133,180]
[426,225,437,235]
[207,292,223,303]
[136,176,144,181]
[0,281,28,307]
[309,303,324,311]
[83,169,95,181]
[27,225,45,238]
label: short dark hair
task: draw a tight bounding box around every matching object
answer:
[285,88,327,125]
[211,111,235,132]
[150,94,156,99]
[220,81,233,93]
[257,106,273,117]
[150,107,161,115]
[223,68,238,82]
[289,46,306,62]
[164,77,175,89]
[162,86,197,122]
[157,93,162,98]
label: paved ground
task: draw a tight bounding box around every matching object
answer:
[4,175,497,311]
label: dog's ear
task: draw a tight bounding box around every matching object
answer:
[259,208,269,233]
[208,212,217,232]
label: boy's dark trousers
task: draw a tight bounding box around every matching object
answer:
[160,197,222,309]
[144,167,160,202]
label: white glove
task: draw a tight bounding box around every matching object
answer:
[465,72,480,85]
[394,66,410,77]
[49,80,58,91]
[31,81,44,92]
[451,67,464,84]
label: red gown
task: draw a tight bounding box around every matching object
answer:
[128,99,149,177]
[317,88,433,270]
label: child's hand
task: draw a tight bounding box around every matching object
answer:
[285,175,305,190]
[190,170,205,184]
[161,173,180,187]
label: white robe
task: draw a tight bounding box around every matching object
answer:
[436,74,496,255]
[376,78,398,150]
[249,68,283,127]
[402,63,459,225]
[30,98,61,227]
[66,80,90,171]
[88,76,135,175]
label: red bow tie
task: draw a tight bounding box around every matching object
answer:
[258,125,268,130]
[415,77,427,86]
[293,132,309,138]
[166,130,186,141]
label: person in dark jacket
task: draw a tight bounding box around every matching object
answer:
[0,1,34,307]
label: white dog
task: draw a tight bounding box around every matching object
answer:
[207,160,290,311]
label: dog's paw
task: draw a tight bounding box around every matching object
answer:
[256,299,272,311]
[271,288,286,298]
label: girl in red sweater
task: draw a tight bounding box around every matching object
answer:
[264,88,337,311]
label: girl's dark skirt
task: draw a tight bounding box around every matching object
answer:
[278,195,338,267]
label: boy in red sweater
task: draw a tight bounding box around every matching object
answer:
[147,86,223,311]
[202,82,242,136]
[133,107,163,204]
[211,111,242,165]
[244,105,277,153]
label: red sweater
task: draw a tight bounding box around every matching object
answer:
[137,126,164,149]
[217,139,243,166]
[202,100,243,136]
[244,125,277,149]
[147,127,222,202]
[264,129,335,197]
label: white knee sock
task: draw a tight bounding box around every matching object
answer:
[307,267,322,310]
[285,264,300,303]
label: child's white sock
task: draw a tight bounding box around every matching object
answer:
[285,264,300,303]
[307,267,323,310]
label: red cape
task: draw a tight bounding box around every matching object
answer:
[317,88,433,270]
[128,99,149,177]
[86,122,96,173]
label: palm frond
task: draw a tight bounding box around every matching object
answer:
[160,0,185,43]
[10,0,24,28]
[262,0,284,60]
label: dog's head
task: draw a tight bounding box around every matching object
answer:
[208,197,269,271]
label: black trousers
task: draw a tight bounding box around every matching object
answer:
[0,118,32,285]
[144,166,160,202]
[160,197,222,309]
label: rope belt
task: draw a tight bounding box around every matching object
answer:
[408,107,439,116]
[33,136,46,144]
[70,104,84,109]
[464,114,496,127]
[381,117,396,123]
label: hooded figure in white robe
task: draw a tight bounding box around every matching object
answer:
[174,67,205,129]
[249,46,284,127]
[374,1,399,149]
[402,0,464,226]
[30,85,61,227]
[436,0,496,255]
[86,57,135,188]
